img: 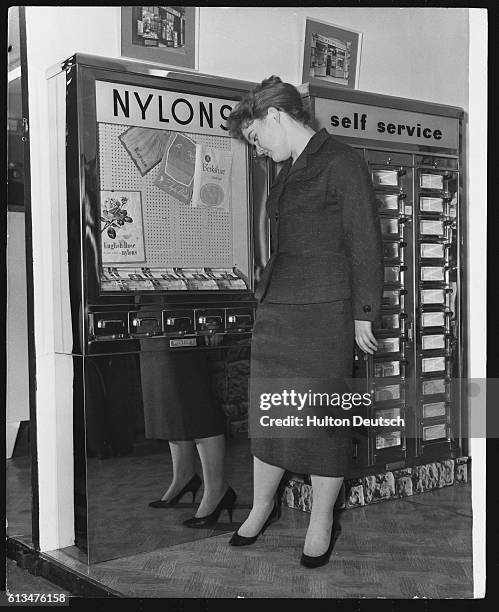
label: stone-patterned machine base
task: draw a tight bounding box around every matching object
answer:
[282,457,470,512]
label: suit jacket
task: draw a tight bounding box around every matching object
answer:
[255,128,383,322]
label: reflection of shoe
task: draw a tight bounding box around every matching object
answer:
[148,474,201,508]
[229,495,282,546]
[183,487,237,528]
[300,522,342,568]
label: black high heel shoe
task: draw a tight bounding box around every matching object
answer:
[300,521,342,568]
[183,487,237,528]
[148,474,202,508]
[229,493,282,546]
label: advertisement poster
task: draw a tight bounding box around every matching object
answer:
[100,190,146,263]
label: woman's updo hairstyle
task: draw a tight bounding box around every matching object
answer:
[227,75,311,140]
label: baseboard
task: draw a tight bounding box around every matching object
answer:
[6,538,120,598]
[282,456,470,512]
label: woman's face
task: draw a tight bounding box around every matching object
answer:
[242,108,290,163]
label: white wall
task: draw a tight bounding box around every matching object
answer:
[25,7,482,563]
[199,7,469,110]
[467,9,487,599]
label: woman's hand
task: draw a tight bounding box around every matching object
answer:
[354,320,378,354]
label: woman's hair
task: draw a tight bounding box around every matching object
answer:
[227,75,311,140]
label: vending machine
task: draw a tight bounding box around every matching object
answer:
[47,54,270,561]
[304,83,467,475]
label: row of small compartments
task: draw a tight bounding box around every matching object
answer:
[383,265,448,284]
[382,241,452,260]
[380,218,455,238]
[377,310,450,331]
[89,307,254,340]
[377,193,456,215]
[373,333,450,358]
[374,372,451,404]
[375,421,449,450]
[371,168,455,190]
[100,267,248,292]
[381,287,451,308]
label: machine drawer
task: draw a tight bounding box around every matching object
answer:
[129,311,162,336]
[225,307,254,331]
[163,309,195,335]
[90,312,129,340]
[195,308,225,333]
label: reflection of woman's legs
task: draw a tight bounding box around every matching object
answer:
[194,434,228,517]
[160,441,197,502]
[304,475,343,556]
[237,456,285,537]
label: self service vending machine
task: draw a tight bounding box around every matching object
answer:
[303,82,467,475]
[47,54,271,561]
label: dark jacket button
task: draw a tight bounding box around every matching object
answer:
[363,305,372,313]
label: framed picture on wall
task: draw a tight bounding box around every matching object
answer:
[121,6,198,70]
[302,18,362,89]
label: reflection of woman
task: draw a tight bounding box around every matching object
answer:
[144,351,236,526]
[227,76,383,567]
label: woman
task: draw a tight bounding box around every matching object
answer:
[144,350,236,527]
[226,76,383,567]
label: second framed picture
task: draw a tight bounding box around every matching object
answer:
[302,18,362,89]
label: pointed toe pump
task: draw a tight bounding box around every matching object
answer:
[229,494,282,546]
[148,474,202,508]
[300,522,342,568]
[183,486,237,528]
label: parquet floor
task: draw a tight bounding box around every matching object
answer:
[7,437,473,598]
[45,483,473,598]
[84,436,254,562]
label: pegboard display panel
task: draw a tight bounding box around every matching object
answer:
[98,123,246,270]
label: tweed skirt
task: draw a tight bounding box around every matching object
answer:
[250,299,354,477]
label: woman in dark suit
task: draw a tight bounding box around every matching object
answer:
[226,76,383,567]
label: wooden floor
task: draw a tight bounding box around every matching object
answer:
[44,482,473,599]
[6,437,473,598]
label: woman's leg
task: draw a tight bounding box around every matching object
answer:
[159,440,197,501]
[303,475,343,556]
[237,456,285,537]
[194,434,228,517]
